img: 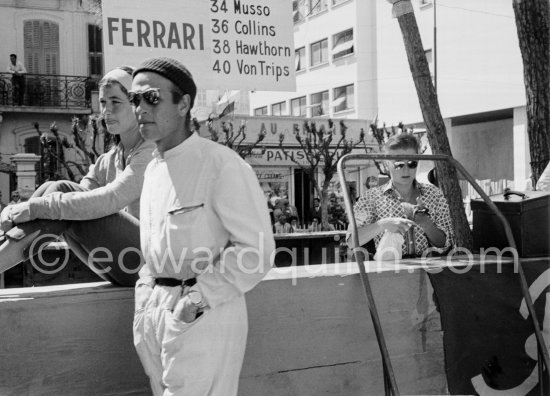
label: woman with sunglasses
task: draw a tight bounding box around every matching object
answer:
[0,66,156,286]
[352,133,453,258]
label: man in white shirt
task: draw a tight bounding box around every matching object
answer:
[7,54,26,105]
[130,57,275,396]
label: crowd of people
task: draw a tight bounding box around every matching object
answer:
[266,192,349,234]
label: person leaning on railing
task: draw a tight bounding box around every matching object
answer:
[0,66,156,286]
[351,133,454,259]
[7,53,26,106]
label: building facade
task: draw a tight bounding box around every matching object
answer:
[250,0,531,192]
[250,0,377,120]
[0,0,103,204]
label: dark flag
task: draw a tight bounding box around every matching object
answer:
[429,259,549,395]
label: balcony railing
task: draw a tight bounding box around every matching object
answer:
[0,72,96,109]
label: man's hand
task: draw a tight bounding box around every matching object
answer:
[0,207,13,232]
[378,217,415,234]
[0,202,31,231]
[413,197,432,229]
[135,284,153,312]
[172,294,201,323]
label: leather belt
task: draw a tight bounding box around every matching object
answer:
[154,277,196,288]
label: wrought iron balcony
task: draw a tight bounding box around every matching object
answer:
[0,72,95,110]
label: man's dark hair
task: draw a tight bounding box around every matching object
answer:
[10,54,16,58]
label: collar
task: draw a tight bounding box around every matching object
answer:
[382,179,425,195]
[153,132,198,160]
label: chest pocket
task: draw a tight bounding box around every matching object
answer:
[166,202,214,262]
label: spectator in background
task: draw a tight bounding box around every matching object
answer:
[8,190,21,205]
[310,197,322,223]
[274,214,291,234]
[7,54,26,105]
[265,191,275,224]
[289,218,299,233]
[309,216,321,232]
[328,195,346,230]
[281,198,300,224]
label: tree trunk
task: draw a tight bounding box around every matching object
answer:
[320,176,333,230]
[513,0,550,186]
[395,12,473,250]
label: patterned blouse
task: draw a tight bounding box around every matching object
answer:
[353,181,454,256]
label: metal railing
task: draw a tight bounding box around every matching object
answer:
[0,72,96,109]
[338,153,549,396]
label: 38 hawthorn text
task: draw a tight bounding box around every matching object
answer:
[209,0,291,82]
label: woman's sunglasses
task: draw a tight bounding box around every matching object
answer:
[128,88,161,107]
[393,160,418,170]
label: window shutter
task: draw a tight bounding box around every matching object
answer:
[23,20,59,74]
[24,21,41,73]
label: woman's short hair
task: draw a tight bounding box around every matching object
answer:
[383,133,420,154]
[98,66,135,96]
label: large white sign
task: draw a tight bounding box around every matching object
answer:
[102,0,296,91]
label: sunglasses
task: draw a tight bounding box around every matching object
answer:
[128,88,161,107]
[393,160,418,170]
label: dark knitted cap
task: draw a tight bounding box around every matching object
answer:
[133,57,197,108]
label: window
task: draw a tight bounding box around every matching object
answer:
[333,29,354,60]
[272,102,286,116]
[88,24,103,78]
[291,96,306,116]
[293,0,307,23]
[309,0,327,16]
[195,89,207,107]
[24,20,59,74]
[332,84,354,112]
[295,47,306,72]
[255,106,268,116]
[310,39,328,67]
[332,0,349,5]
[310,91,328,116]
